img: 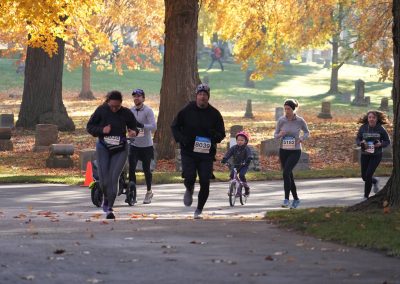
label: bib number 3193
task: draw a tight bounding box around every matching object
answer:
[282,136,296,150]
[193,136,211,153]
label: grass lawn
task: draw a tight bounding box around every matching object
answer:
[265,207,400,256]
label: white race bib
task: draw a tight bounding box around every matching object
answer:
[193,136,211,153]
[282,136,296,150]
[137,128,145,137]
[104,136,120,145]
[366,141,375,154]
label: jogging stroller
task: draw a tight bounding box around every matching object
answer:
[89,160,137,207]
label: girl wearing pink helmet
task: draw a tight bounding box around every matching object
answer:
[221,131,252,196]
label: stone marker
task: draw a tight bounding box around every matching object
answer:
[379,97,389,112]
[353,146,393,164]
[0,114,14,128]
[33,124,58,152]
[228,125,243,148]
[46,144,74,168]
[260,138,280,156]
[293,152,310,171]
[317,101,333,119]
[275,107,284,121]
[244,99,254,118]
[352,79,369,106]
[0,127,13,151]
[79,149,97,172]
[134,143,157,172]
[341,93,351,103]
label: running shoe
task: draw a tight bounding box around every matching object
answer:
[281,199,290,208]
[290,199,300,209]
[373,179,379,193]
[244,186,250,197]
[194,209,203,219]
[106,209,115,219]
[143,190,153,204]
[184,186,194,207]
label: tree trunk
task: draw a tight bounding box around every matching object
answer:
[78,59,95,100]
[348,0,400,211]
[327,38,342,94]
[154,0,200,159]
[16,38,75,131]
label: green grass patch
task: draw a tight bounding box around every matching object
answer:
[265,207,400,256]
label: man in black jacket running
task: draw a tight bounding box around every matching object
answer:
[171,84,225,219]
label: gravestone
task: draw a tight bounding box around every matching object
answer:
[379,97,389,112]
[353,146,393,164]
[79,149,97,172]
[341,93,351,103]
[260,138,280,156]
[228,125,243,148]
[352,79,369,106]
[248,146,261,171]
[0,114,14,128]
[317,101,333,119]
[244,99,254,118]
[46,144,74,168]
[245,70,255,88]
[33,124,59,152]
[203,75,209,85]
[293,152,310,171]
[275,107,284,121]
[133,143,157,172]
[0,127,13,151]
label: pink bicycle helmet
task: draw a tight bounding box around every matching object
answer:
[235,131,249,143]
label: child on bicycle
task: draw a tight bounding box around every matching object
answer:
[221,131,252,196]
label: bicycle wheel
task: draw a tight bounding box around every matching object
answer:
[239,185,247,205]
[126,181,137,206]
[91,182,103,207]
[229,182,237,207]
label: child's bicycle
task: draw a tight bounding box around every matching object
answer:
[224,162,248,207]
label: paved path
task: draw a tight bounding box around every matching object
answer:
[1,178,399,283]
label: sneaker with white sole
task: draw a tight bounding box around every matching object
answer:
[143,190,153,204]
[281,199,290,208]
[290,199,300,209]
[373,179,379,193]
[194,209,203,219]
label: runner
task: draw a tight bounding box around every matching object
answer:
[87,90,139,219]
[128,88,156,204]
[356,110,390,199]
[274,99,310,209]
[171,83,225,219]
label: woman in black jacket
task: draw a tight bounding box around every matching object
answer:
[87,91,139,219]
[356,110,390,199]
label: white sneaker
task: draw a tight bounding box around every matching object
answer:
[143,190,153,204]
[194,209,203,219]
[373,179,379,193]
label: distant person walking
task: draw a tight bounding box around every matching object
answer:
[87,91,139,219]
[171,83,225,219]
[128,88,157,204]
[206,42,224,71]
[274,99,310,209]
[356,110,390,199]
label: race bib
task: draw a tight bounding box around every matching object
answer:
[104,136,120,145]
[282,136,296,149]
[193,136,211,153]
[137,128,145,137]
[366,141,375,154]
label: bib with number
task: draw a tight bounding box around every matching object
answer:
[193,136,211,153]
[366,141,375,154]
[137,128,145,137]
[104,136,120,145]
[282,136,296,150]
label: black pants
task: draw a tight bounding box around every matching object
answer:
[181,151,213,211]
[360,153,381,198]
[279,149,301,200]
[128,146,154,191]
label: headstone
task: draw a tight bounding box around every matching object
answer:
[79,149,97,172]
[353,147,392,164]
[244,99,254,118]
[341,93,351,103]
[245,70,255,88]
[293,152,310,171]
[248,146,261,171]
[323,59,331,68]
[203,75,209,85]
[260,138,280,156]
[134,144,157,172]
[275,107,284,121]
[379,97,389,112]
[0,114,14,128]
[46,144,74,168]
[33,124,59,152]
[0,127,13,151]
[352,79,369,106]
[228,125,243,148]
[317,101,333,119]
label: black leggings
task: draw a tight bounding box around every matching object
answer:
[128,146,153,191]
[181,152,213,211]
[279,149,301,200]
[360,153,382,198]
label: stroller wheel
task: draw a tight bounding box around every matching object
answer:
[90,182,103,207]
[125,181,137,206]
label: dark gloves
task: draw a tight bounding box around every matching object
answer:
[360,141,366,151]
[136,122,144,129]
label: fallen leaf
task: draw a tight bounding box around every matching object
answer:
[54,249,65,254]
[265,255,274,261]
